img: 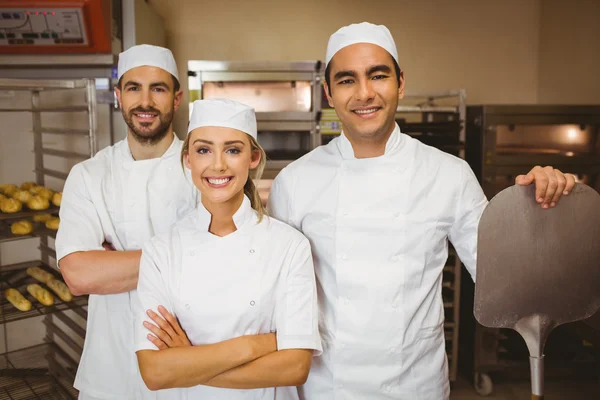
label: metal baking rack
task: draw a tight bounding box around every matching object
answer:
[0,78,97,399]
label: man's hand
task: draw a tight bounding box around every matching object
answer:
[144,305,192,349]
[515,166,576,209]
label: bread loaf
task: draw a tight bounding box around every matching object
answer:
[1,198,22,213]
[27,284,54,306]
[51,192,62,207]
[12,190,32,203]
[0,184,18,196]
[46,279,73,302]
[11,220,33,235]
[4,288,32,312]
[33,213,53,222]
[27,195,49,210]
[20,181,36,190]
[45,218,60,230]
[26,266,54,284]
[30,186,53,200]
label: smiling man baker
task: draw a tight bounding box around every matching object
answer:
[268,22,575,399]
[56,44,199,399]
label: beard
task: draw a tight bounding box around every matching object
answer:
[123,105,174,145]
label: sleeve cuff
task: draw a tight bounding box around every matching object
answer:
[135,340,159,353]
[56,246,104,266]
[277,336,323,357]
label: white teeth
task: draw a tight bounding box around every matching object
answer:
[137,113,155,118]
[355,108,378,114]
[207,178,230,185]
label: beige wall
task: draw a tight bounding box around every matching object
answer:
[538,0,600,104]
[135,0,167,48]
[149,0,543,136]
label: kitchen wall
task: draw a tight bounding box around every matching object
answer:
[150,0,544,136]
[537,0,600,104]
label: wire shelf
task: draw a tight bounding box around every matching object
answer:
[0,344,78,399]
[0,262,88,325]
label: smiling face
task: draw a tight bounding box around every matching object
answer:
[115,66,182,145]
[324,43,404,147]
[183,126,261,209]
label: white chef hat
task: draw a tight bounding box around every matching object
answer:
[117,44,179,81]
[188,99,257,139]
[325,22,399,67]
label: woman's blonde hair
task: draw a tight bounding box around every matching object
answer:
[181,131,267,221]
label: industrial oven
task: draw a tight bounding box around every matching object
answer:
[187,61,323,181]
[461,105,600,395]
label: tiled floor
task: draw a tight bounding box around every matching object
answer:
[450,376,599,399]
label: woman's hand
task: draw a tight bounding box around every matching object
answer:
[144,305,191,349]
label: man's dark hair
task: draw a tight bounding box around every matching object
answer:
[324,58,401,96]
[117,73,180,92]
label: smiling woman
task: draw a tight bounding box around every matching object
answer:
[134,99,322,399]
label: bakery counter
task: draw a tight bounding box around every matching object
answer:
[0,261,87,325]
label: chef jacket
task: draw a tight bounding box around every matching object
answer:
[56,134,199,399]
[135,195,322,399]
[268,124,488,399]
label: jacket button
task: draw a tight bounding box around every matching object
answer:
[185,304,190,309]
[250,300,255,306]
[249,249,255,254]
[189,252,195,256]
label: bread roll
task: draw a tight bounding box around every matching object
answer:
[26,266,54,284]
[46,279,73,302]
[4,288,32,312]
[12,190,32,203]
[45,217,60,230]
[11,220,33,235]
[27,195,49,210]
[0,184,17,195]
[0,193,6,202]
[1,198,22,213]
[3,186,18,197]
[51,192,62,207]
[33,213,53,222]
[30,186,53,200]
[20,181,37,190]
[27,284,54,306]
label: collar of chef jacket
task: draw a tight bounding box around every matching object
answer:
[120,132,180,165]
[195,194,258,232]
[336,123,411,172]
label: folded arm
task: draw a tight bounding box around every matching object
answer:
[137,333,278,390]
[60,249,141,295]
[56,165,139,295]
[203,348,313,389]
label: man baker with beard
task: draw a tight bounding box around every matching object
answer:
[56,45,199,399]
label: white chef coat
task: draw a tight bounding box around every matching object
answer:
[134,195,322,400]
[268,124,488,400]
[56,134,199,400]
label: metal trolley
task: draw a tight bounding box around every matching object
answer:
[0,78,98,399]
